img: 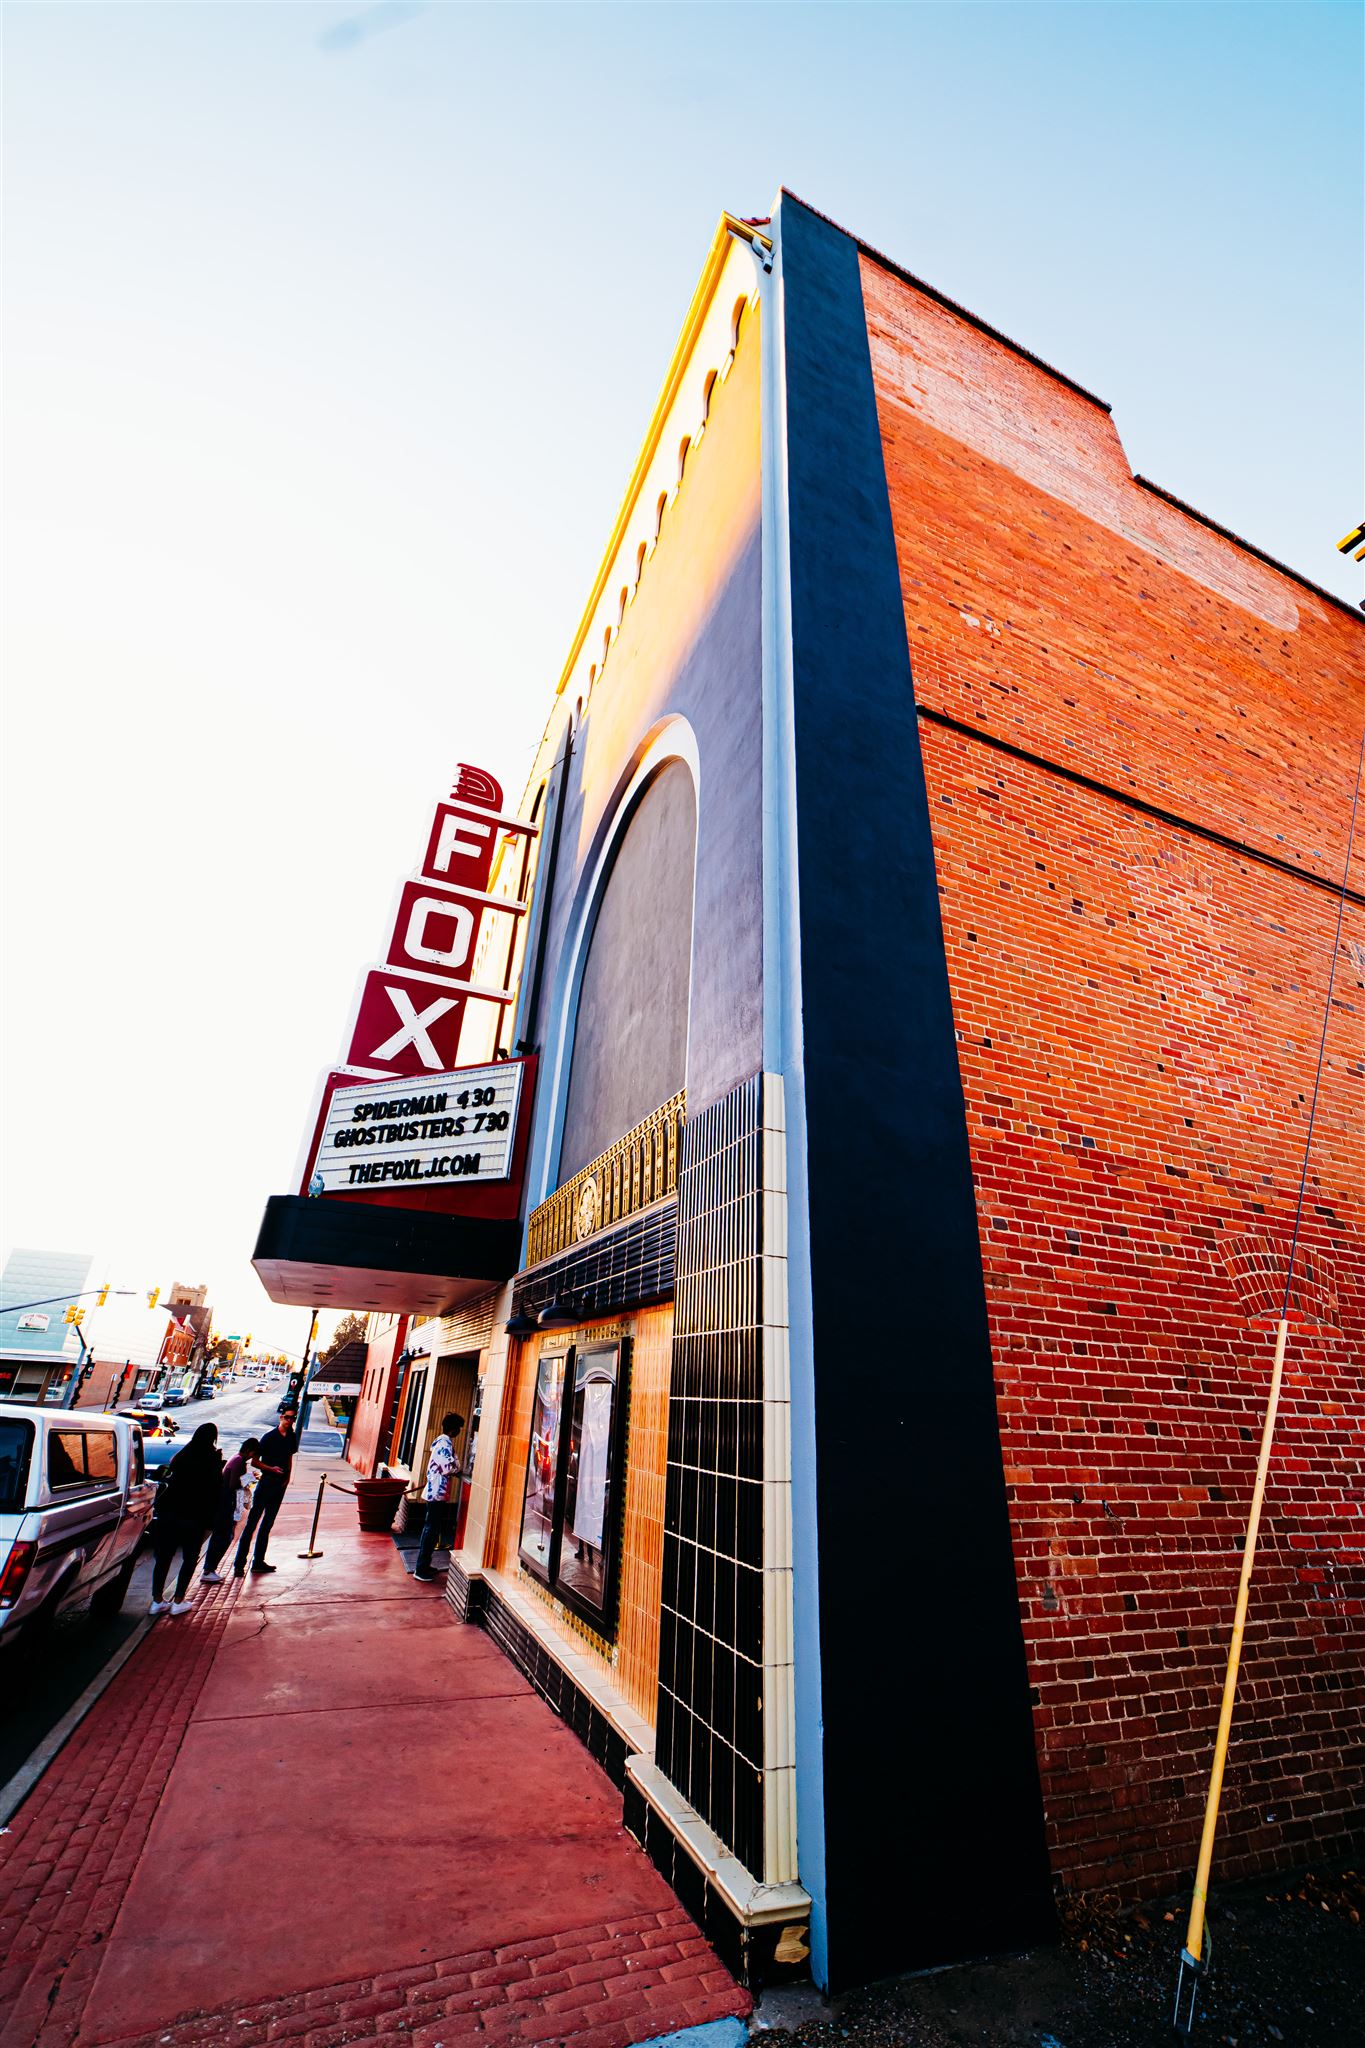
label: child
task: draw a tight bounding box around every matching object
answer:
[201,1436,262,1584]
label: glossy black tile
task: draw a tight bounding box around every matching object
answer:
[735,1564,762,1660]
[736,1479,763,1568]
[735,1654,762,1765]
[734,1757,764,1878]
[658,1071,780,1876]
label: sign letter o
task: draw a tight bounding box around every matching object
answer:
[403,895,475,971]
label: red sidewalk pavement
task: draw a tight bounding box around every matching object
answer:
[0,1455,751,2048]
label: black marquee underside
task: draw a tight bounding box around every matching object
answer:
[252,1194,521,1315]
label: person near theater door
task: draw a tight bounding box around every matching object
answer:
[412,1412,465,1582]
[233,1407,297,1576]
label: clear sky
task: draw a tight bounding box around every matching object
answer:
[3,1,1361,1355]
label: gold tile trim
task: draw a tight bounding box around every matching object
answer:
[527,1092,685,1265]
[517,1565,615,1662]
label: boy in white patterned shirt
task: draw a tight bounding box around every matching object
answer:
[413,1411,465,1582]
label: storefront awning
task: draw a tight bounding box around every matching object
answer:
[252,1195,521,1316]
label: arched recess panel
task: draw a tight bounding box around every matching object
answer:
[559,759,696,1181]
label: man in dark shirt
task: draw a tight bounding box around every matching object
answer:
[233,1407,298,1576]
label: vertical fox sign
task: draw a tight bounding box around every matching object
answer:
[342,764,536,1079]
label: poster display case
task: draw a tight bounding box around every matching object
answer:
[516,1339,629,1633]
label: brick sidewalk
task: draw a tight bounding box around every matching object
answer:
[0,1581,246,2047]
[0,1460,751,2048]
[86,1909,737,2048]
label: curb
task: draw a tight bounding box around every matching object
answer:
[631,2022,750,2048]
[0,1614,153,1826]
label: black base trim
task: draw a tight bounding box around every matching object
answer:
[621,1777,811,1990]
[443,1558,486,1624]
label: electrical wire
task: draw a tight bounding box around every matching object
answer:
[1175,715,1365,2035]
[1279,720,1365,1319]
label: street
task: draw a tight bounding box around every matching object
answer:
[0,1378,343,1798]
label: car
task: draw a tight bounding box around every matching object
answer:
[117,1407,178,1436]
[0,1406,155,1645]
[116,1409,181,1473]
[160,1387,189,1408]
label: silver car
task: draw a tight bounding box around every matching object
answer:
[0,1407,154,1644]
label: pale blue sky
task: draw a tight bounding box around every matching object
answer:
[3,2,1361,1350]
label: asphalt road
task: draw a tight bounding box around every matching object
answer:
[0,1378,343,1792]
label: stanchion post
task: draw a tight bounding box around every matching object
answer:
[298,1475,327,1560]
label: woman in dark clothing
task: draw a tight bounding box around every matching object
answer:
[151,1423,222,1616]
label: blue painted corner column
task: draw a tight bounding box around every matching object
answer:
[777,191,1056,1991]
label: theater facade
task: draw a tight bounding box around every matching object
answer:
[255,193,1364,1993]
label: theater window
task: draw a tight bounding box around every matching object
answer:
[517,1340,629,1632]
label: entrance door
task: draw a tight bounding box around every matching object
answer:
[416,1353,478,1533]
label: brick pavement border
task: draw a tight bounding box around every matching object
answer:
[72,1907,750,2048]
[0,1584,752,2048]
[0,1582,250,2048]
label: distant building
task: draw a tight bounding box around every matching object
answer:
[0,1246,92,1403]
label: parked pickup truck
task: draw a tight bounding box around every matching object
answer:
[0,1407,155,1646]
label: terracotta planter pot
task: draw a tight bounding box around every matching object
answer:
[352,1477,407,1533]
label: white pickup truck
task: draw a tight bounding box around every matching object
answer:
[0,1406,154,1646]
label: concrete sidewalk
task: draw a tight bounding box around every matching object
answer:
[0,1454,750,2048]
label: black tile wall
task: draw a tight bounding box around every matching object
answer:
[443,1558,486,1624]
[511,1201,676,1321]
[655,1073,772,1880]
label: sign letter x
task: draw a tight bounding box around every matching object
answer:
[370,987,458,1070]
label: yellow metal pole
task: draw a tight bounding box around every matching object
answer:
[1176,1315,1289,2012]
[1175,723,1361,2034]
[298,1475,327,1560]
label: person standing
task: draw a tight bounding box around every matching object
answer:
[233,1406,298,1576]
[201,1436,261,1583]
[412,1412,465,1582]
[150,1423,223,1616]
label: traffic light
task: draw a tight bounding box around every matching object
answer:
[63,1304,81,1325]
[1337,521,1365,562]
[244,1333,252,1349]
[96,1285,110,1308]
[147,1288,160,1310]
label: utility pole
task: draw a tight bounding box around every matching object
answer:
[296,1307,320,1437]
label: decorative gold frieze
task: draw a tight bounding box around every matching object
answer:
[527,1091,685,1266]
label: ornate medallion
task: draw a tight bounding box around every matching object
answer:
[575,1176,600,1241]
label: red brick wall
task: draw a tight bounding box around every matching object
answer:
[347,1318,407,1478]
[861,252,1364,1896]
